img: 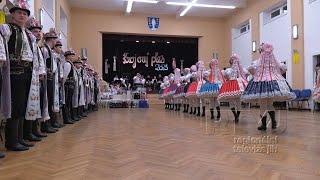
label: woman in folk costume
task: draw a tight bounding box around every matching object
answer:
[184,65,196,114]
[312,63,320,102]
[159,76,170,109]
[186,61,206,116]
[165,73,175,110]
[217,54,249,123]
[174,68,190,112]
[167,68,181,111]
[241,43,296,131]
[198,59,225,120]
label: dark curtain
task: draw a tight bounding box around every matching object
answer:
[102,34,198,83]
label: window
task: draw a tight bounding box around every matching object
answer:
[271,9,281,19]
[282,5,287,14]
[240,26,247,34]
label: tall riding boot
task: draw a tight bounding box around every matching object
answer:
[32,120,47,138]
[42,121,57,133]
[193,107,197,114]
[197,107,201,116]
[210,108,214,119]
[186,104,189,113]
[63,106,73,124]
[202,106,205,116]
[71,108,80,121]
[258,116,267,131]
[174,104,178,111]
[51,112,64,128]
[216,106,221,120]
[24,120,41,142]
[178,104,181,111]
[77,107,83,118]
[189,107,193,114]
[19,119,33,147]
[183,104,186,112]
[231,108,239,123]
[269,111,277,129]
[81,106,87,117]
[5,118,29,151]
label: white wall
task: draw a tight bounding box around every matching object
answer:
[60,6,68,51]
[304,0,320,90]
[232,19,252,68]
[41,0,55,33]
[259,0,292,86]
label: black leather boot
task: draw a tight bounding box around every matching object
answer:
[258,116,267,131]
[165,103,168,109]
[210,108,214,119]
[0,153,5,159]
[216,106,221,120]
[24,120,41,142]
[19,119,33,147]
[5,118,29,151]
[189,107,193,114]
[175,104,178,111]
[193,107,197,114]
[197,107,201,116]
[63,106,74,124]
[32,120,47,138]
[269,111,277,129]
[42,121,57,133]
[186,105,189,113]
[178,104,181,111]
[71,108,80,121]
[183,104,186,112]
[81,106,87,117]
[202,106,205,117]
[231,108,239,123]
[51,113,64,128]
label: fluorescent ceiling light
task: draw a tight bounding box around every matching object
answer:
[167,1,235,9]
[180,0,197,16]
[136,41,139,42]
[126,0,133,13]
[134,0,158,3]
[152,41,155,43]
[194,4,235,9]
[167,42,170,43]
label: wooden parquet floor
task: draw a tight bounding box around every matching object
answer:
[0,105,320,180]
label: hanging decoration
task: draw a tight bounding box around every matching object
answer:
[293,49,299,64]
[113,56,117,71]
[105,59,109,74]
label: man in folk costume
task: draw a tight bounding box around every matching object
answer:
[93,72,100,111]
[25,16,48,139]
[62,49,79,124]
[63,48,80,122]
[74,57,87,117]
[42,28,64,131]
[198,59,225,120]
[241,43,295,131]
[217,54,249,123]
[81,57,90,115]
[0,11,8,158]
[0,0,43,151]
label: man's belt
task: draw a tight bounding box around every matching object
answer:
[10,61,33,75]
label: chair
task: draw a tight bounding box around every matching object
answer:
[289,90,301,110]
[298,89,312,111]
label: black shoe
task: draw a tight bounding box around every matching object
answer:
[197,107,201,116]
[25,133,41,142]
[52,122,64,128]
[202,107,205,117]
[258,116,267,131]
[189,107,193,114]
[0,153,5,159]
[210,108,214,120]
[33,121,47,138]
[216,106,221,121]
[231,108,239,123]
[33,132,47,138]
[269,111,277,129]
[193,107,197,115]
[6,143,29,151]
[19,140,34,147]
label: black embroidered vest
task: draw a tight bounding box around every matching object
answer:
[8,23,33,61]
